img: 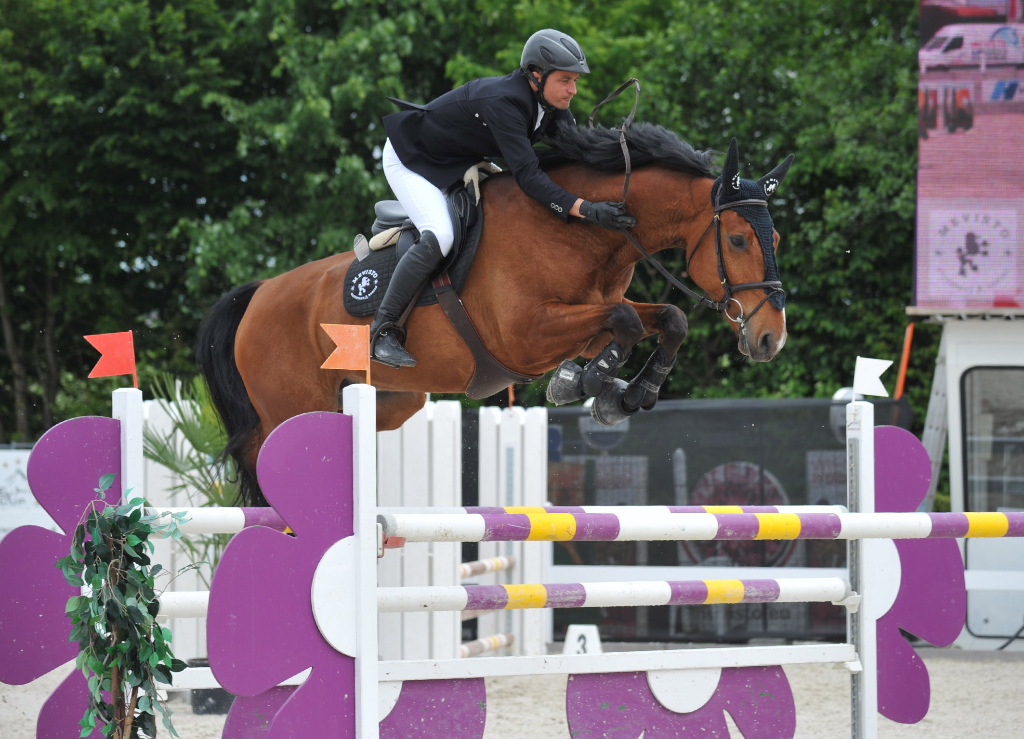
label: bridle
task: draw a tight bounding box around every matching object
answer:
[588,79,786,328]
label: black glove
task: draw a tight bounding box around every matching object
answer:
[579,200,637,231]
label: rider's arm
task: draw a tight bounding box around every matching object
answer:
[482,96,580,222]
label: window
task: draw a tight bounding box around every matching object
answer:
[944,37,964,52]
[961,367,1024,513]
[925,36,949,51]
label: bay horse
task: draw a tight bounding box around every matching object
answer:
[197,124,794,506]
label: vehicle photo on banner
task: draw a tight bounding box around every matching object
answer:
[917,0,1024,308]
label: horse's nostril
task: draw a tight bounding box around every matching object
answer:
[758,331,774,357]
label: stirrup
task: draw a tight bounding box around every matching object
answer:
[371,320,407,347]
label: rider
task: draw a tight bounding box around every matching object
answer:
[371,28,638,368]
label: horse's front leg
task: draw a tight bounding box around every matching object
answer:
[540,302,646,412]
[619,301,689,413]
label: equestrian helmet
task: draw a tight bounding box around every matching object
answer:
[521,29,590,75]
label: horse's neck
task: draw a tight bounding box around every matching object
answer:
[626,169,715,258]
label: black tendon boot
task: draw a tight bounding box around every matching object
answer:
[369,230,444,368]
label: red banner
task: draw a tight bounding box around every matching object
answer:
[84,331,137,388]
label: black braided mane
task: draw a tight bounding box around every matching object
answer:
[540,120,716,178]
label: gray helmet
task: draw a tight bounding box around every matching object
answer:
[521,29,590,75]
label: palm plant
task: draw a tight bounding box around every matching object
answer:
[142,374,239,588]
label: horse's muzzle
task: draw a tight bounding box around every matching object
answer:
[739,325,782,362]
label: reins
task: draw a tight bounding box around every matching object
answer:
[587,80,784,325]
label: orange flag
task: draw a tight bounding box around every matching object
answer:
[84,331,138,388]
[320,324,371,384]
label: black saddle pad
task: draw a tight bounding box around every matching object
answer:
[343,185,484,318]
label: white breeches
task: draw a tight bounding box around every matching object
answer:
[382,139,455,256]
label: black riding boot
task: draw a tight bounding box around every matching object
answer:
[369,230,444,368]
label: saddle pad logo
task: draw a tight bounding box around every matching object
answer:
[350,269,379,300]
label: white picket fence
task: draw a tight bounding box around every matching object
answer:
[377,403,549,660]
[473,406,549,657]
[376,401,463,661]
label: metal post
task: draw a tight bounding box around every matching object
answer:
[920,326,948,512]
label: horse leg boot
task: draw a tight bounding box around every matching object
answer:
[614,302,688,414]
[546,341,629,406]
[621,345,676,413]
[590,347,674,425]
[369,230,444,368]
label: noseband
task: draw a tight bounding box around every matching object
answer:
[589,79,786,328]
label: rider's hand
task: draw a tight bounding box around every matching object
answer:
[579,200,637,231]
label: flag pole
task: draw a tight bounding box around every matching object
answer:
[129,330,138,389]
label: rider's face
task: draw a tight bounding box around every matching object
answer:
[534,71,579,110]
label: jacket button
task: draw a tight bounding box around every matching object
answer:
[483,122,487,126]
[474,113,479,118]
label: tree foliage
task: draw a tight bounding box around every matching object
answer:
[1,0,933,442]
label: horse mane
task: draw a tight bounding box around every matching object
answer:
[540,120,717,178]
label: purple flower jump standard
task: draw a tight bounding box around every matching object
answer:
[0,417,122,739]
[873,426,965,724]
[566,667,796,738]
[208,411,486,739]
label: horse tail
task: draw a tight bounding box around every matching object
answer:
[195,281,267,507]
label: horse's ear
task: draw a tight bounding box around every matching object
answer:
[723,138,741,192]
[757,154,795,198]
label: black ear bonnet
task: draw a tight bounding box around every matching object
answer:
[711,144,794,311]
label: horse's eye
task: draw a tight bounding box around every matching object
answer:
[729,235,746,249]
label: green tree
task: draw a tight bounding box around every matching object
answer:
[3,0,936,442]
[1,0,252,439]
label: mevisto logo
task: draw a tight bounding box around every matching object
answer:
[350,269,379,300]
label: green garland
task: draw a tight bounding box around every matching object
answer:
[57,475,189,739]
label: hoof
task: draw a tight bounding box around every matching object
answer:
[546,360,584,406]
[590,379,636,426]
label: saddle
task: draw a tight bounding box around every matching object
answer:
[342,164,541,399]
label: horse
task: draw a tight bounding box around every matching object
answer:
[196,123,794,506]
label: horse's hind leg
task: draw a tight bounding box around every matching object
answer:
[620,301,689,413]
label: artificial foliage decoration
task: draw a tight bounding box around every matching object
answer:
[56,475,189,739]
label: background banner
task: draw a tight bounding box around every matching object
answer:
[917,0,1024,308]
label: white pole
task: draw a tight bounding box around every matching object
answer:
[459,633,514,658]
[379,510,996,542]
[112,388,144,500]
[847,400,877,739]
[162,577,849,617]
[344,384,379,739]
[157,591,210,619]
[521,406,548,656]
[460,556,516,578]
[145,507,248,535]
[376,578,849,613]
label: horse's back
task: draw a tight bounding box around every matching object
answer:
[234,251,363,419]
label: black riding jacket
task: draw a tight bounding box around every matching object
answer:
[383,71,579,222]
